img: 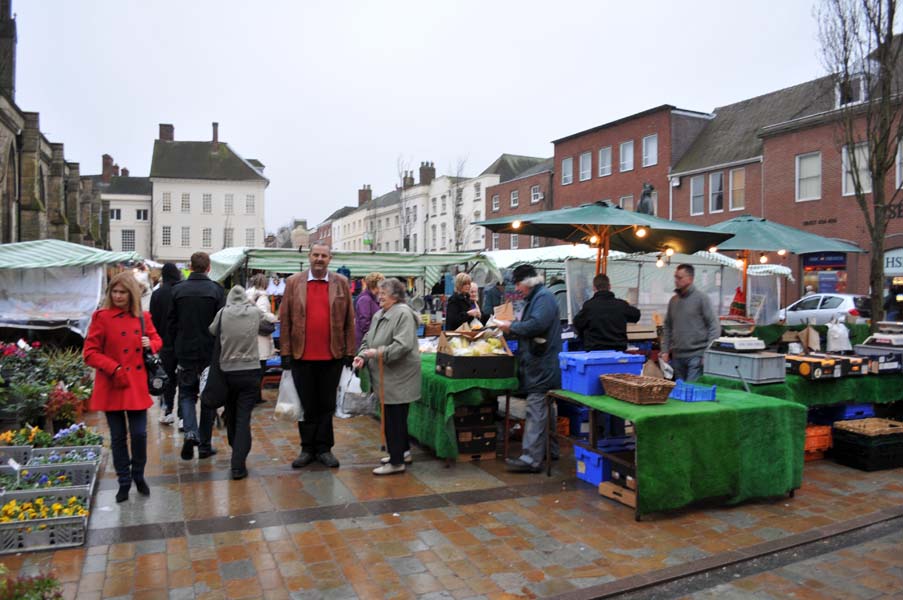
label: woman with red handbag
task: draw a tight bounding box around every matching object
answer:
[83,272,162,503]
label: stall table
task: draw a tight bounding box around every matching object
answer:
[410,354,518,459]
[548,389,805,518]
[696,373,903,408]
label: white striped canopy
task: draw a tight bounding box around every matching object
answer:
[0,239,142,269]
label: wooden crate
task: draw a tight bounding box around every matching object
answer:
[598,481,636,508]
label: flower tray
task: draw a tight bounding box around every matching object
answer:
[0,445,32,465]
[0,462,98,500]
[599,374,675,405]
[27,446,102,466]
[0,488,90,554]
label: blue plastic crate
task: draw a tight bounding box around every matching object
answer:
[556,403,590,438]
[507,339,519,353]
[574,444,609,486]
[808,403,876,425]
[265,356,281,368]
[669,379,718,402]
[596,435,636,453]
[558,351,646,397]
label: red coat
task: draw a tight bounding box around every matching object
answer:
[83,308,163,412]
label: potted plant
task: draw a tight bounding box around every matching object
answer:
[7,383,50,430]
[0,564,62,600]
[43,385,83,432]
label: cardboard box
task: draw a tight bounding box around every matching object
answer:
[436,331,516,379]
[781,326,821,352]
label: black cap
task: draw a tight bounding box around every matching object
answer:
[512,264,537,284]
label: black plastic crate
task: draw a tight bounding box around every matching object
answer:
[831,429,903,471]
[457,425,497,454]
[453,404,496,427]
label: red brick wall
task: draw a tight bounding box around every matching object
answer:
[553,109,673,215]
[483,171,554,250]
[670,161,763,225]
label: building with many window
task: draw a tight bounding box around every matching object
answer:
[483,157,553,250]
[149,123,267,262]
[87,156,152,257]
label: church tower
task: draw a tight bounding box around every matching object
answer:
[0,0,16,101]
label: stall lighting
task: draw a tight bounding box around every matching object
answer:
[735,258,744,268]
[665,247,674,257]
[759,254,768,264]
[655,257,665,268]
[589,235,599,245]
[777,249,787,256]
[512,220,522,230]
[635,226,648,238]
[708,246,718,253]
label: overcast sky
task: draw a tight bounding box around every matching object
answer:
[16,1,827,233]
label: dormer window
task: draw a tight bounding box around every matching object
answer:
[837,73,868,107]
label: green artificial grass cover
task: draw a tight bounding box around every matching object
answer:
[553,389,805,516]
[696,373,903,407]
[409,354,519,458]
[753,323,871,347]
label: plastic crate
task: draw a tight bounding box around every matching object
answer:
[574,444,608,486]
[506,340,518,353]
[0,445,32,465]
[703,350,785,384]
[559,351,645,397]
[602,450,636,490]
[831,431,903,471]
[809,404,875,425]
[27,446,103,466]
[558,404,590,438]
[0,488,90,554]
[804,425,832,453]
[596,436,636,453]
[0,463,97,500]
[669,379,717,402]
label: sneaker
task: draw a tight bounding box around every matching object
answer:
[178,419,184,432]
[373,463,405,476]
[159,412,175,425]
[380,450,413,465]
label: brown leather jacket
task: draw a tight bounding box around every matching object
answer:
[278,270,356,360]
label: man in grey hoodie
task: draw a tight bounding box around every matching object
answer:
[661,264,720,382]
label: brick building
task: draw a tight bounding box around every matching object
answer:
[483,158,553,250]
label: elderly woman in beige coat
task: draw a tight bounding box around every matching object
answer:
[352,277,421,475]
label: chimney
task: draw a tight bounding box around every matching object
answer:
[419,161,436,186]
[101,154,114,183]
[158,123,174,141]
[403,171,415,189]
[121,168,129,177]
[112,164,120,177]
[358,184,372,206]
[212,122,219,151]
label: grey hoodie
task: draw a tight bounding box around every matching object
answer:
[210,285,266,372]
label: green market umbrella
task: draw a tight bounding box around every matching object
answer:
[710,214,864,300]
[477,201,734,274]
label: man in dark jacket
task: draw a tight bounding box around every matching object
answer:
[168,252,226,460]
[497,265,562,473]
[149,263,182,425]
[573,274,641,351]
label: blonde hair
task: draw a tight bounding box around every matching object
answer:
[103,271,143,317]
[454,272,472,293]
[364,272,385,291]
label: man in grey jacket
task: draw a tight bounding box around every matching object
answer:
[661,264,720,382]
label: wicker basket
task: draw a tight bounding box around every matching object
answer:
[833,418,903,437]
[600,374,675,405]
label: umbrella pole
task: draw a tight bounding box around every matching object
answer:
[595,245,602,275]
[602,231,610,275]
[741,250,749,315]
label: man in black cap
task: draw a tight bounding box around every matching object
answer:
[573,274,641,351]
[495,264,562,473]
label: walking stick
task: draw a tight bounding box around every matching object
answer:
[378,349,387,452]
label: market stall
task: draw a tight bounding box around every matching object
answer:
[696,373,903,408]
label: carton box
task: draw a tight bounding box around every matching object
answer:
[435,330,516,379]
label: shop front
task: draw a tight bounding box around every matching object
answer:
[802,252,848,294]
[884,247,903,320]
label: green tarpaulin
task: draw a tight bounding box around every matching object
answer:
[0,239,141,269]
[553,389,805,516]
[712,214,864,254]
[697,373,903,408]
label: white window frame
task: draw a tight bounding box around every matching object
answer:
[619,140,634,172]
[180,226,190,247]
[690,175,705,216]
[121,229,135,252]
[842,143,872,196]
[110,208,121,221]
[181,193,190,213]
[642,134,658,167]
[135,209,148,221]
[473,182,481,199]
[245,228,255,247]
[709,172,724,213]
[161,192,171,212]
[619,195,634,211]
[491,233,499,250]
[530,185,542,203]
[795,152,822,202]
[579,152,592,181]
[224,194,234,215]
[245,195,255,215]
[202,193,212,214]
[491,194,500,212]
[224,227,233,248]
[510,234,519,249]
[510,190,519,208]
[202,227,212,248]
[161,226,171,247]
[729,168,746,211]
[531,235,540,248]
[598,146,612,177]
[561,157,573,185]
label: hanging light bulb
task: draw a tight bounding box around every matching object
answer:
[635,226,648,238]
[665,247,674,257]
[656,257,664,268]
[777,249,787,256]
[759,254,768,264]
[512,220,522,229]
[708,246,718,253]
[589,235,599,245]
[735,258,744,268]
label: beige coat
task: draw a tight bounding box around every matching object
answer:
[247,287,277,360]
[358,302,421,405]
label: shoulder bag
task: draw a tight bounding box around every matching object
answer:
[200,316,228,409]
[138,314,169,396]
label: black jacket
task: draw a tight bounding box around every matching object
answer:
[150,281,178,350]
[445,292,476,331]
[167,272,225,366]
[573,290,641,351]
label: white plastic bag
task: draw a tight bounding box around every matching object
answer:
[198,366,210,394]
[336,366,369,418]
[826,320,852,352]
[274,371,302,421]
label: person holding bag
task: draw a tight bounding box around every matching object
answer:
[445,273,481,331]
[83,272,163,503]
[208,285,267,480]
[246,274,278,404]
[352,278,421,475]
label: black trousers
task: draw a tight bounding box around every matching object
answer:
[222,369,261,471]
[384,403,411,466]
[291,359,343,454]
[160,349,177,414]
[105,410,147,486]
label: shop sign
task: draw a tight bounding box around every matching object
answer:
[885,247,903,275]
[802,253,847,269]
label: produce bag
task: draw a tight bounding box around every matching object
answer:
[335,366,373,418]
[274,371,303,421]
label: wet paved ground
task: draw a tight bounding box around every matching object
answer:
[1,389,902,599]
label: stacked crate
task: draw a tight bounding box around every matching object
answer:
[832,418,903,471]
[454,403,497,460]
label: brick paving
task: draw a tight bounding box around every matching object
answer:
[1,389,901,599]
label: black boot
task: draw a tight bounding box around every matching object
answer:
[116,484,130,503]
[134,477,150,496]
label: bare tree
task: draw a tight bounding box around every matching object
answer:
[396,155,412,252]
[448,157,469,251]
[818,0,903,326]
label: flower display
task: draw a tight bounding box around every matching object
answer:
[0,426,53,448]
[0,496,89,523]
[0,470,71,491]
[44,385,84,426]
[50,423,102,447]
[27,448,99,465]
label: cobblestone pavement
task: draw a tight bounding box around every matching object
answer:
[1,389,902,599]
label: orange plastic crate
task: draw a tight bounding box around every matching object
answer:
[556,417,570,437]
[805,424,832,453]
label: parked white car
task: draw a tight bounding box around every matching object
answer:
[779,293,871,325]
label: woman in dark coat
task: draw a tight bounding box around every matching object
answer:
[84,271,163,503]
[445,272,481,331]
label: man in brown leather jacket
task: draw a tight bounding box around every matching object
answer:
[279,243,356,468]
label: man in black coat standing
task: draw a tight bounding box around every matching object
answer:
[573,274,641,351]
[149,263,182,425]
[168,252,225,460]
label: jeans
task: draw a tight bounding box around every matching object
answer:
[222,369,261,471]
[160,349,177,415]
[519,392,559,468]
[384,403,410,466]
[291,359,343,454]
[672,354,704,383]
[177,363,215,449]
[105,410,147,486]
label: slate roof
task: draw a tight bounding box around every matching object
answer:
[551,105,685,144]
[150,141,268,182]
[480,154,548,183]
[321,206,357,223]
[85,175,152,196]
[672,76,836,174]
[506,157,554,182]
[247,159,265,169]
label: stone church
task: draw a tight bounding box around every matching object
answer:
[0,0,107,247]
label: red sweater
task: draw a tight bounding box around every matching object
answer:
[302,280,332,360]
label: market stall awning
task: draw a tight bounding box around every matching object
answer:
[209,247,502,286]
[710,214,864,254]
[0,239,142,269]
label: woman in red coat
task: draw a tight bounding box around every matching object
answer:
[84,271,163,503]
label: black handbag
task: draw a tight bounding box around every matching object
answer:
[138,315,169,396]
[258,319,276,336]
[201,319,228,410]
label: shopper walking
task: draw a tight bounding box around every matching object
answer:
[149,263,182,424]
[354,272,384,347]
[83,272,162,503]
[246,273,278,383]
